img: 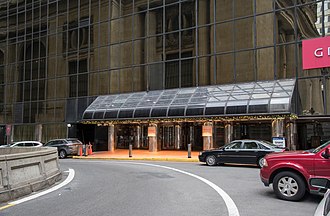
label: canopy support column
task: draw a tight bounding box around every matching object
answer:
[108,124,115,152]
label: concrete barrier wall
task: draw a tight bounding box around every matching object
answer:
[0,147,62,202]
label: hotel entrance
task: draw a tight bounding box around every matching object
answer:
[158,123,203,151]
[159,125,175,150]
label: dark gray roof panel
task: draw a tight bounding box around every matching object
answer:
[82,79,296,120]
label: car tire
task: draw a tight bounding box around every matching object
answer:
[205,155,217,166]
[273,171,306,201]
[257,157,264,168]
[59,150,67,159]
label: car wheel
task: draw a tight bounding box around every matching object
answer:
[273,171,306,201]
[205,155,217,166]
[257,157,264,168]
[59,150,67,159]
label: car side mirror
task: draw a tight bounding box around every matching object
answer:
[310,178,330,189]
[322,148,330,159]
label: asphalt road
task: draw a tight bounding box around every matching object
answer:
[0,160,322,216]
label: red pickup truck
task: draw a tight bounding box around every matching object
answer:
[260,141,330,201]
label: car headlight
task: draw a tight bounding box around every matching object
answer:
[199,152,203,156]
[261,158,268,167]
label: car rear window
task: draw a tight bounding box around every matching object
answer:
[67,139,82,144]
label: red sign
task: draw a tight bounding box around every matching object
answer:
[302,36,330,70]
[202,126,212,137]
[148,126,156,137]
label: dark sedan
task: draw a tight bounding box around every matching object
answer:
[199,139,286,167]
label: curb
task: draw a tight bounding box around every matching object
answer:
[72,156,199,162]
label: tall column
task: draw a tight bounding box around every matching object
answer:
[108,124,115,152]
[175,124,182,150]
[135,125,141,149]
[272,119,285,137]
[224,122,233,144]
[286,121,297,150]
[35,124,42,142]
[198,0,210,85]
[203,122,213,150]
[148,124,159,152]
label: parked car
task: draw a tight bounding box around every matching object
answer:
[44,138,83,159]
[260,141,330,201]
[310,178,330,216]
[198,139,286,167]
[0,141,43,147]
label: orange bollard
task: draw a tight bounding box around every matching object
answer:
[88,142,93,155]
[78,145,83,156]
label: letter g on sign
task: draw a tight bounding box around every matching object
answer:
[314,48,323,58]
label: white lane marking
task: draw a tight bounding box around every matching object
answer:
[122,162,240,216]
[9,168,75,205]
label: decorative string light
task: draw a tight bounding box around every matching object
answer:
[82,114,298,126]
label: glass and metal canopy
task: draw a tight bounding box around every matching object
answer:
[82,79,297,121]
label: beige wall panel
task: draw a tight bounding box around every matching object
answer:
[235,18,253,50]
[256,14,273,47]
[98,72,111,95]
[257,48,274,81]
[235,0,254,17]
[216,54,234,84]
[110,70,120,93]
[89,73,99,96]
[55,77,67,98]
[132,67,145,92]
[215,0,233,22]
[121,42,133,67]
[120,68,132,93]
[256,0,273,14]
[216,22,234,53]
[236,51,254,82]
[95,47,110,71]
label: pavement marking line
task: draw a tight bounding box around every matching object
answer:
[0,204,15,210]
[122,162,240,216]
[8,168,75,206]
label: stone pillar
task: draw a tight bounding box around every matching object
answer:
[175,124,182,150]
[35,124,42,142]
[135,125,141,149]
[203,122,213,150]
[224,122,233,144]
[286,121,297,150]
[272,119,285,138]
[108,124,115,152]
[148,124,159,152]
[198,0,210,85]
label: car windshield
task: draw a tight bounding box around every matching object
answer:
[312,141,330,153]
[260,140,277,147]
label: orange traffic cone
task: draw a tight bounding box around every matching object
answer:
[88,142,93,155]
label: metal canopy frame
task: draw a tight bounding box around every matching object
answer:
[82,79,297,121]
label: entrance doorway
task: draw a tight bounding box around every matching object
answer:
[159,125,175,150]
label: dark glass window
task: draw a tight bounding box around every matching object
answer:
[69,59,88,98]
[0,51,4,113]
[165,52,193,89]
[63,17,93,56]
[18,42,46,123]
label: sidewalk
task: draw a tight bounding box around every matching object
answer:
[73,149,200,162]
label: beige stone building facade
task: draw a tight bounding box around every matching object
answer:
[0,0,329,151]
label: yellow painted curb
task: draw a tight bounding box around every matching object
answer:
[72,156,199,162]
[0,204,15,211]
